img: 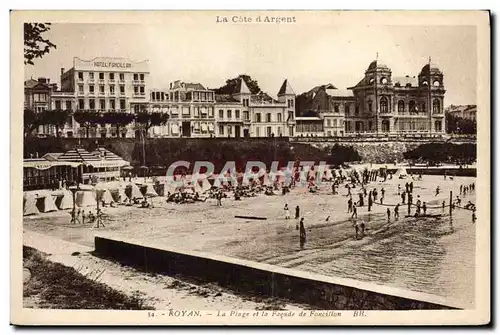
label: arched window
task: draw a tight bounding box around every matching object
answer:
[380,97,388,113]
[409,100,416,113]
[398,100,405,113]
[334,104,339,113]
[433,99,441,114]
[380,77,388,84]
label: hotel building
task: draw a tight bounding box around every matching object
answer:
[53,57,150,137]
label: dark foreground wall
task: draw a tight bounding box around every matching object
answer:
[94,235,459,310]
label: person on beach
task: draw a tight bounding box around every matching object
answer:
[299,218,306,248]
[381,188,385,199]
[347,185,351,197]
[410,182,414,193]
[460,185,463,195]
[423,202,427,215]
[295,205,300,219]
[442,200,446,213]
[401,191,406,204]
[415,196,421,216]
[348,197,353,213]
[394,203,400,220]
[372,188,378,202]
[284,204,290,220]
[360,221,366,238]
[351,204,358,218]
[472,210,476,223]
[435,186,440,196]
[217,191,222,206]
[332,183,336,195]
[368,191,373,212]
[387,208,391,221]
[398,184,401,195]
[358,193,364,207]
[354,221,360,240]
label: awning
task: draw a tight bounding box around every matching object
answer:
[24,160,81,170]
[86,160,129,168]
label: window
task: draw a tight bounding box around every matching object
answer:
[109,73,114,80]
[120,99,125,110]
[227,110,232,119]
[110,99,115,110]
[420,102,426,113]
[119,73,124,81]
[228,125,232,135]
[326,119,331,127]
[398,100,405,113]
[89,85,94,93]
[433,80,440,87]
[78,99,84,110]
[381,77,388,84]
[267,127,272,137]
[78,72,83,80]
[256,113,261,122]
[333,119,337,127]
[89,72,94,80]
[133,74,138,81]
[140,74,144,81]
[89,99,95,110]
[409,100,416,113]
[266,113,271,122]
[140,86,145,94]
[355,104,359,115]
[435,120,442,132]
[288,99,294,108]
[334,104,339,113]
[99,85,105,93]
[256,127,260,137]
[243,99,249,107]
[219,110,224,119]
[99,72,104,80]
[244,111,249,120]
[345,104,350,115]
[219,124,224,135]
[277,113,282,122]
[380,97,388,113]
[65,101,71,110]
[235,110,240,119]
[55,100,61,110]
[99,99,105,110]
[368,101,372,113]
[78,85,84,93]
[120,85,125,94]
[278,127,282,135]
[433,99,441,114]
[110,85,115,94]
[134,86,138,94]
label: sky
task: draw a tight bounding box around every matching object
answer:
[24,21,477,106]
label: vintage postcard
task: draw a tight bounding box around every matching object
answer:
[10,10,490,325]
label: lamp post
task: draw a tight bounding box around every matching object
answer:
[69,186,79,225]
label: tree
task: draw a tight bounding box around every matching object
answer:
[23,108,40,137]
[135,112,169,137]
[213,74,261,95]
[24,23,57,65]
[105,112,135,138]
[328,144,362,165]
[445,113,476,134]
[38,109,71,137]
[73,111,101,138]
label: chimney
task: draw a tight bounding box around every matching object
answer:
[61,68,65,76]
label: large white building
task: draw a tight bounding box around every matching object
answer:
[52,57,150,137]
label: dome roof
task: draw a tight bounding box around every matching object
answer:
[367,60,390,71]
[420,62,442,74]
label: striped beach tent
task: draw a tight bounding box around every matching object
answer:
[57,147,102,165]
[91,147,129,167]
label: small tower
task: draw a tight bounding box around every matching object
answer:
[278,79,296,136]
[233,78,251,107]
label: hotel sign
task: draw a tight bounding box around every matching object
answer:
[93,61,132,69]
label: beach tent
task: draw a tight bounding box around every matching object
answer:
[36,194,58,213]
[55,190,73,210]
[128,183,144,200]
[23,193,39,216]
[76,190,96,207]
[201,179,212,193]
[394,167,408,179]
[114,187,129,203]
[97,189,114,205]
[143,184,158,197]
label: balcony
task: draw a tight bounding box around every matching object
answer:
[109,79,115,83]
[88,79,95,84]
[119,78,125,83]
[120,91,126,96]
[89,91,95,96]
[98,79,105,84]
[109,91,115,96]
[98,91,106,96]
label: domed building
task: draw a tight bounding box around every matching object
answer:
[345,58,446,135]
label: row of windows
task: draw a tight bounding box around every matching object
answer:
[365,97,442,114]
[77,99,126,110]
[78,84,145,95]
[77,72,145,82]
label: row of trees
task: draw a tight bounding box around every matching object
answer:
[403,143,476,165]
[24,109,169,138]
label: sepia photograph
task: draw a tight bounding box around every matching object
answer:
[10,10,490,326]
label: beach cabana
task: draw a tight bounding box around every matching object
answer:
[76,189,96,207]
[23,193,39,216]
[36,194,58,213]
[55,189,73,210]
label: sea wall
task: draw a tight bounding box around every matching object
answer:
[94,235,460,310]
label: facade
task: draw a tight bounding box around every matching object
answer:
[24,77,58,135]
[446,104,477,121]
[54,57,150,138]
[347,59,446,135]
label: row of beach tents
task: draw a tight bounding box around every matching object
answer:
[23,182,160,216]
